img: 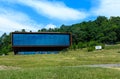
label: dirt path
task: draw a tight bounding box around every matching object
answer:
[82,64,120,68]
[0,64,120,70]
[0,65,21,70]
[63,64,120,69]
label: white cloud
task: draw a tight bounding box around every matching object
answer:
[2,0,120,36]
[93,0,120,17]
[0,8,41,35]
[16,0,87,21]
[45,24,57,29]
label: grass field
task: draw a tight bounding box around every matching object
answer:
[0,44,120,79]
[0,67,120,79]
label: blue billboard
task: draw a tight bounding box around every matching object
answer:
[12,33,71,46]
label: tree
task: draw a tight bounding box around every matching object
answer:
[41,28,47,32]
[0,33,12,55]
[21,29,26,32]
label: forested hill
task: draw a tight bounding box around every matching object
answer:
[0,16,120,54]
[59,16,120,44]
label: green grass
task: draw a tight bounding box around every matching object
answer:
[105,44,120,50]
[0,67,120,79]
[0,48,120,68]
[0,44,120,79]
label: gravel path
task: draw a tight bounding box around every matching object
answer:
[0,65,21,70]
[0,64,120,70]
[83,64,120,68]
[64,64,120,68]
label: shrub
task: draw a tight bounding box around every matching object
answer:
[87,41,99,47]
[69,44,77,50]
[117,51,120,53]
[100,43,105,49]
[87,41,99,52]
[77,42,87,49]
[87,46,95,52]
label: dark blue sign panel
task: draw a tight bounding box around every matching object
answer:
[18,51,58,55]
[12,33,70,46]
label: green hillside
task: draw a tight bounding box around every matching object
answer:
[0,16,120,79]
[1,16,120,55]
[0,44,120,79]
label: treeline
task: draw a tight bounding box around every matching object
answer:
[0,16,120,54]
[0,33,12,55]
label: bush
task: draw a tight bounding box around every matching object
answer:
[0,47,9,55]
[87,41,99,47]
[87,46,95,52]
[117,51,120,53]
[69,44,77,50]
[87,41,97,52]
[100,43,105,49]
[77,42,87,49]
[87,41,105,51]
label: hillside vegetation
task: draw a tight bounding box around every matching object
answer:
[0,16,120,55]
[0,44,120,67]
[0,44,120,79]
[0,67,120,79]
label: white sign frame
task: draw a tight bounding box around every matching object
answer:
[95,46,102,50]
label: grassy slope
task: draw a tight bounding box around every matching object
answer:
[0,47,120,68]
[0,44,120,79]
[0,67,120,79]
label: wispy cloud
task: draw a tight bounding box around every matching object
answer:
[0,7,41,34]
[0,0,88,35]
[15,0,87,21]
[0,0,120,36]
[93,0,120,17]
[45,24,57,29]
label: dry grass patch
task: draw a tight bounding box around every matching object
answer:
[0,65,21,70]
[109,67,120,71]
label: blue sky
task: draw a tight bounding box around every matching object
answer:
[0,0,120,36]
